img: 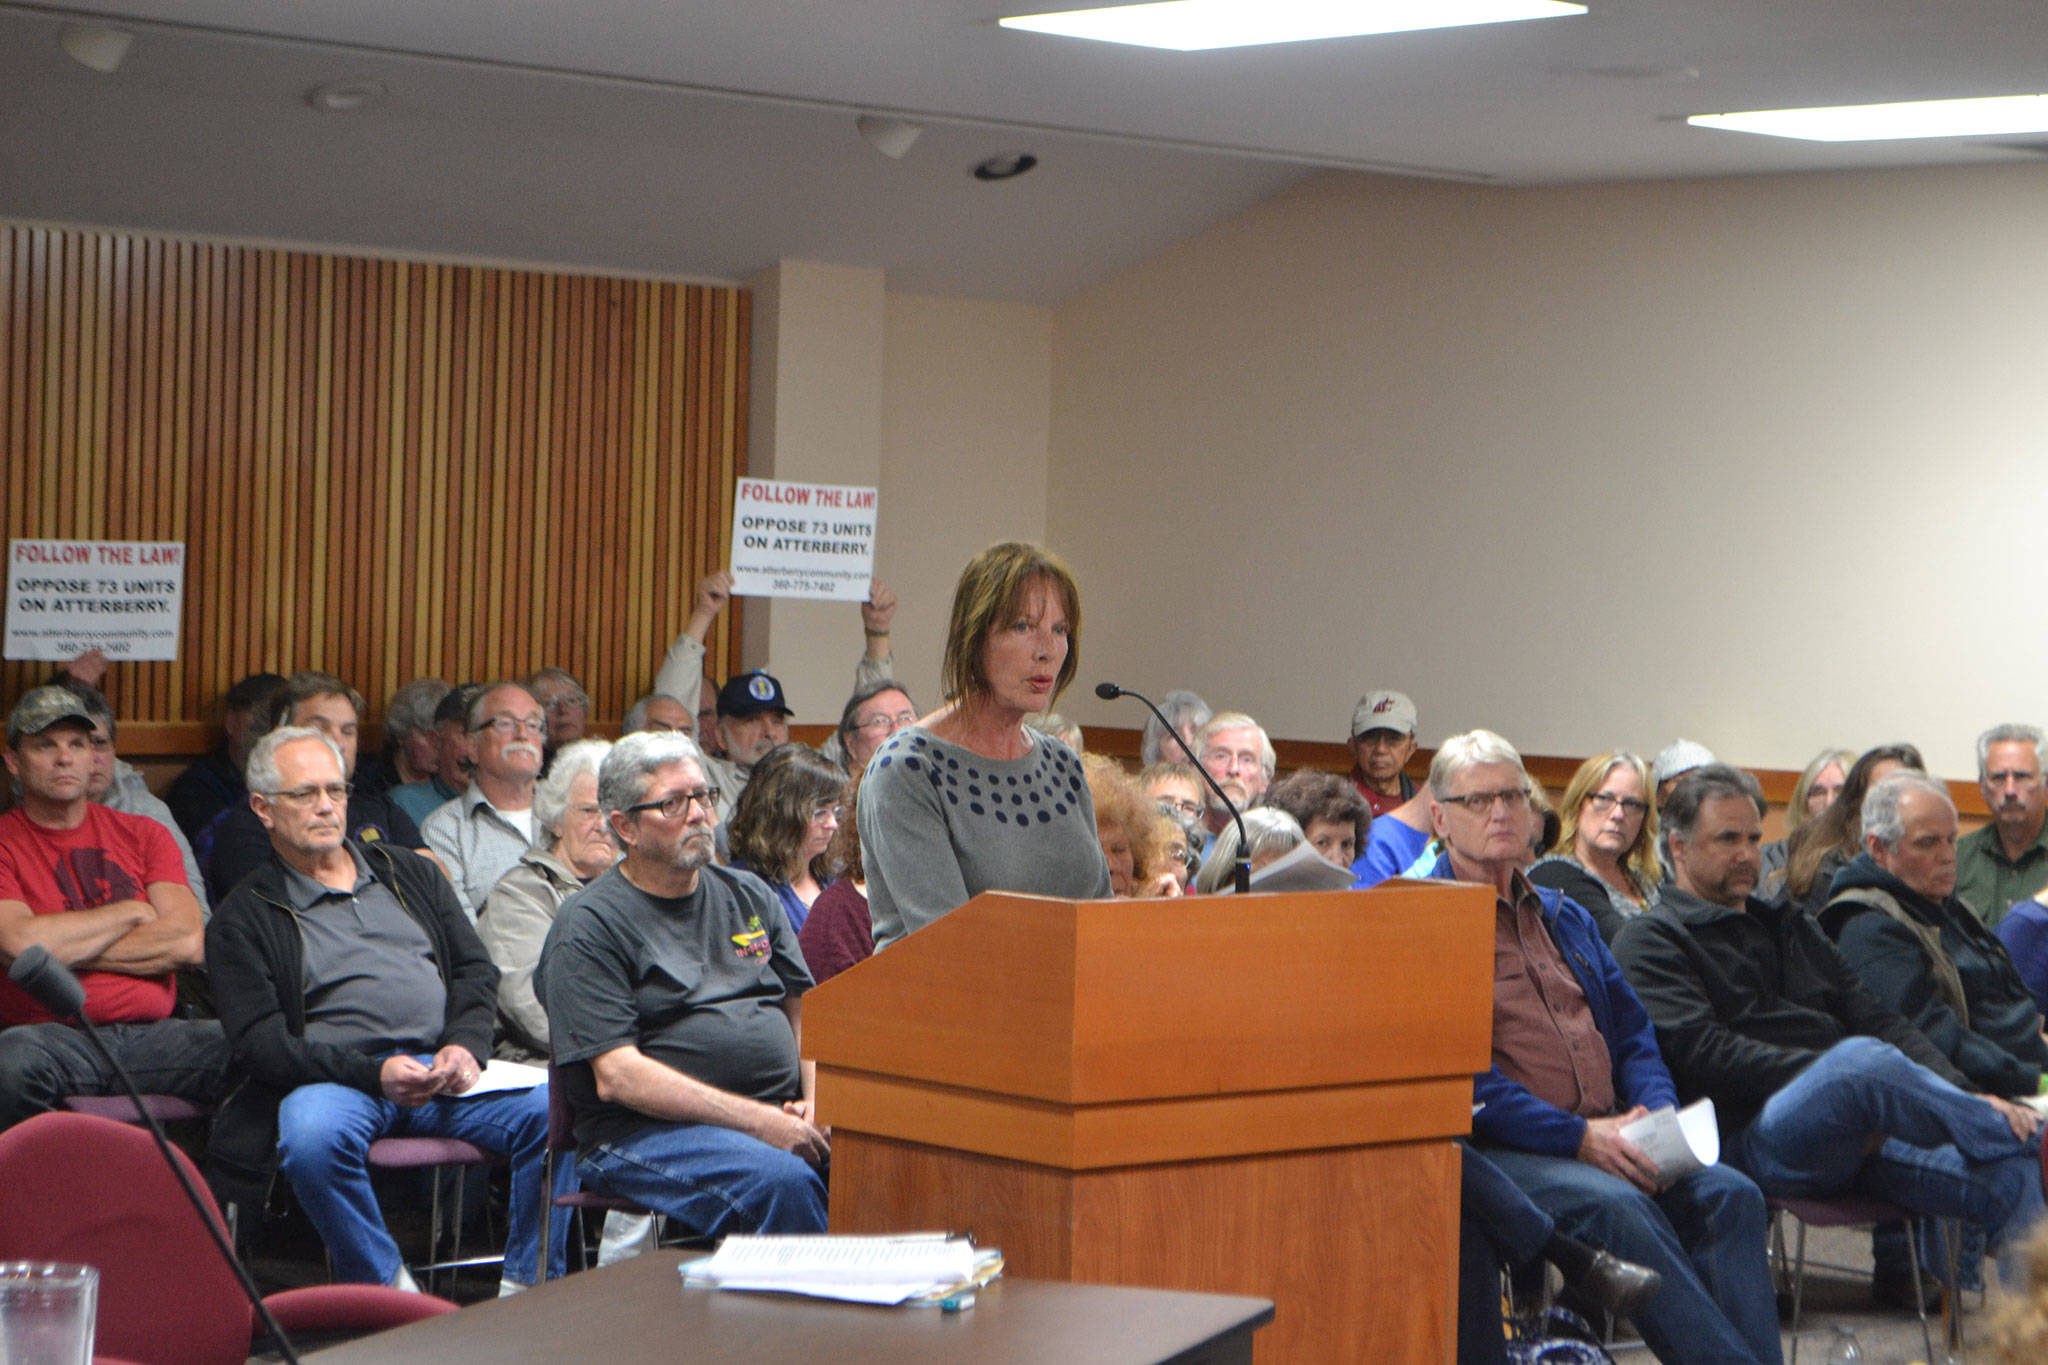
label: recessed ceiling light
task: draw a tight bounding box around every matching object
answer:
[998,0,1584,53]
[306,80,387,112]
[1690,93,2048,142]
[973,153,1039,181]
[59,23,132,74]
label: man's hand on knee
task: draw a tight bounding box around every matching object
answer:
[746,1101,830,1168]
[1578,1107,1662,1193]
[1985,1094,2043,1141]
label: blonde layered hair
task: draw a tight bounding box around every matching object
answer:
[1549,751,1661,898]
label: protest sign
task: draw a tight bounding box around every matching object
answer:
[728,479,877,602]
[5,540,186,662]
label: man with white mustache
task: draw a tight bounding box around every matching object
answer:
[422,682,547,920]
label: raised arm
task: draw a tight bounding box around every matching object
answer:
[653,571,732,701]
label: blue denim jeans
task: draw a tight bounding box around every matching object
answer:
[1459,1142,1555,1365]
[1477,1144,1781,1365]
[1733,1036,2045,1282]
[276,1066,572,1285]
[577,1120,827,1238]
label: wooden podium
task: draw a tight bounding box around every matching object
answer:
[805,882,1492,1363]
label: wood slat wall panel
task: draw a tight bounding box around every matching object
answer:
[1,224,747,747]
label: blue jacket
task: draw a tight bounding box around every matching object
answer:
[1430,853,1680,1156]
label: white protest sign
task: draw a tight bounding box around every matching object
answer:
[728,479,877,602]
[5,540,187,662]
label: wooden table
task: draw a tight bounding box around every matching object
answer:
[305,1250,1276,1364]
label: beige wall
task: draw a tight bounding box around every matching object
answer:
[1046,164,2048,779]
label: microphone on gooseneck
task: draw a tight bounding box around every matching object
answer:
[8,947,303,1365]
[1095,682,1251,895]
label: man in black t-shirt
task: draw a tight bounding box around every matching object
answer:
[537,730,826,1236]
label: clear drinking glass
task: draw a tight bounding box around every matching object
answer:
[0,1263,98,1365]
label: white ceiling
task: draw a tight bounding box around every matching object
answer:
[8,0,2048,302]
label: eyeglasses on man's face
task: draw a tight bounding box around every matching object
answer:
[266,782,352,806]
[1438,786,1531,814]
[625,787,720,820]
[472,714,548,738]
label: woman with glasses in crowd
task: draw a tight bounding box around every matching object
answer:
[859,542,1111,949]
[726,744,849,936]
[1530,752,1661,942]
[1759,746,1855,888]
[1772,742,1926,913]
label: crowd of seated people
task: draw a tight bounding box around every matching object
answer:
[13,545,2048,1365]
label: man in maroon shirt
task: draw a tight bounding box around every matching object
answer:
[0,686,224,1129]
[1347,689,1420,818]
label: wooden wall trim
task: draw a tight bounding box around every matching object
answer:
[2,223,745,729]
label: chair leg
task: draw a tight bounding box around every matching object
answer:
[450,1169,467,1292]
[538,1151,555,1285]
[1786,1217,1809,1365]
[1941,1217,1963,1362]
[1902,1217,1937,1365]
[425,1169,444,1296]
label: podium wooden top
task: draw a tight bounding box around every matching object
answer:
[804,881,1492,1106]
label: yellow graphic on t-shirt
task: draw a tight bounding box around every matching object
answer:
[732,914,770,960]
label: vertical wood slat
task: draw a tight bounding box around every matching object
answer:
[1,224,746,737]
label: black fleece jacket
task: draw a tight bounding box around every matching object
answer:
[202,839,497,1212]
[1612,884,1968,1144]
[1819,854,2048,1098]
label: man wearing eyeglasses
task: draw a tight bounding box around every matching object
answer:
[422,681,548,919]
[835,681,919,774]
[0,686,226,1131]
[1430,730,1780,1365]
[537,730,827,1238]
[206,725,569,1292]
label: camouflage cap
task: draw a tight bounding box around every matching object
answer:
[7,685,96,746]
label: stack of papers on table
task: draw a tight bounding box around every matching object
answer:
[680,1234,1003,1306]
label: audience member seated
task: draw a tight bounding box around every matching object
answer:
[727,744,848,935]
[1529,752,1660,943]
[524,667,591,761]
[390,683,480,828]
[0,687,225,1131]
[622,692,695,736]
[537,731,827,1237]
[1194,711,1274,840]
[353,678,449,799]
[653,571,897,760]
[206,672,426,903]
[1026,710,1084,751]
[1772,743,1924,913]
[702,671,794,823]
[1083,754,1180,897]
[1997,886,2048,1022]
[1613,765,2046,1291]
[1259,769,1371,871]
[1820,770,2048,1299]
[1650,739,1716,809]
[1192,808,1303,894]
[475,740,616,1061]
[1352,784,1437,888]
[1140,689,1211,767]
[830,680,918,775]
[1959,724,2048,928]
[1346,689,1420,818]
[1141,761,1205,835]
[205,725,566,1291]
[164,671,285,848]
[1423,732,1779,1365]
[1759,747,1853,888]
[60,681,209,917]
[860,543,1109,950]
[422,682,546,919]
[796,772,874,986]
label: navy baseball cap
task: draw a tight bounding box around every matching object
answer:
[717,670,793,720]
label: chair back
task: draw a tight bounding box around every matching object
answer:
[0,1111,253,1365]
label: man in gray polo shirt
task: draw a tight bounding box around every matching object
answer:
[538,730,826,1237]
[422,681,545,918]
[206,726,567,1291]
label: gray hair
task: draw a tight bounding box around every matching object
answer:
[1142,689,1212,766]
[623,692,693,735]
[385,678,451,741]
[596,730,707,816]
[1026,711,1084,750]
[1197,712,1275,779]
[468,680,539,730]
[246,725,346,794]
[1661,764,1766,843]
[1193,808,1304,894]
[1861,771,1955,850]
[533,738,613,836]
[1428,729,1525,798]
[1976,724,2045,776]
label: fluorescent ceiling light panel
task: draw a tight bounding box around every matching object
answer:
[998,0,1584,52]
[1690,94,2048,142]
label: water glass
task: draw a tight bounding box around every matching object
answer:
[0,1263,98,1365]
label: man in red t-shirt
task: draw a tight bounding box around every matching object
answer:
[0,686,225,1129]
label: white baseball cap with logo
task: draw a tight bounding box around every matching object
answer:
[1349,690,1418,741]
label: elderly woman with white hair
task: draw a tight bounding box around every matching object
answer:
[1141,688,1211,766]
[476,738,617,1061]
[1191,807,1304,894]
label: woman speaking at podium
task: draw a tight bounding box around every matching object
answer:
[859,542,1111,950]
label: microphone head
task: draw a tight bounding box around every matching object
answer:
[1093,681,1121,700]
[8,945,87,1020]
